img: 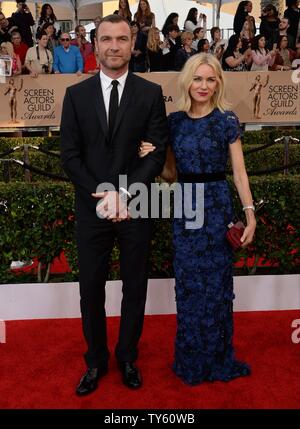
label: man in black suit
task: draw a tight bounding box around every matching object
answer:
[60,14,168,395]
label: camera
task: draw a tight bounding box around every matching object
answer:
[42,64,49,74]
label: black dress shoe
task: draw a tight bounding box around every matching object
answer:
[119,362,142,389]
[76,367,108,396]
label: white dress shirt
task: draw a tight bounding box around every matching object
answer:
[99,69,128,123]
[99,69,131,198]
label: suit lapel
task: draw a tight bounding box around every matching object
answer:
[111,72,135,141]
[91,74,109,139]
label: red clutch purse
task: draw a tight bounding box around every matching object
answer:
[226,221,245,250]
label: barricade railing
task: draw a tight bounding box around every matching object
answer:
[0,136,299,182]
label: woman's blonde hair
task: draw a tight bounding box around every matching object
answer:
[1,41,14,57]
[181,31,193,45]
[147,27,160,52]
[177,52,230,113]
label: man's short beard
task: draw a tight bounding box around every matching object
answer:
[99,56,130,71]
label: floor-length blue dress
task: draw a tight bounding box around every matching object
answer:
[169,109,251,385]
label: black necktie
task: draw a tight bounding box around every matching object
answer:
[108,80,119,140]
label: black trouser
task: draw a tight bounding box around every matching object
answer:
[76,217,152,369]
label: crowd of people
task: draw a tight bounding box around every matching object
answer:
[0,0,299,76]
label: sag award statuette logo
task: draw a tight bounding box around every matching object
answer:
[4,78,23,124]
[249,74,269,120]
[22,86,56,120]
[265,81,298,117]
[249,73,299,120]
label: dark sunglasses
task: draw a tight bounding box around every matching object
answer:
[61,38,70,42]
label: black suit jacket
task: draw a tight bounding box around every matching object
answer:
[60,72,168,219]
[165,37,182,71]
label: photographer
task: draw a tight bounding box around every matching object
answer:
[25,30,53,77]
[184,8,207,33]
[10,0,35,47]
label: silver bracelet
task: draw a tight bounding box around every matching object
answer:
[243,205,255,211]
[119,187,132,203]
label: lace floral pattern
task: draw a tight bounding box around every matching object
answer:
[169,109,250,385]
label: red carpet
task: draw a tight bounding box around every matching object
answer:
[0,311,299,409]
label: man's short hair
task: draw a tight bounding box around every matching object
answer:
[96,14,131,39]
[37,30,47,40]
[281,17,290,25]
[130,20,141,31]
[166,24,180,34]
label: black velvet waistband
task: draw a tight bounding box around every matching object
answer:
[177,172,226,183]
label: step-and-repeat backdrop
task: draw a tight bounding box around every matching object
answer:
[0,71,299,127]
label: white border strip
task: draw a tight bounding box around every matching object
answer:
[0,275,299,321]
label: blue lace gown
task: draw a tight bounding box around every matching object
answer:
[169,109,250,385]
